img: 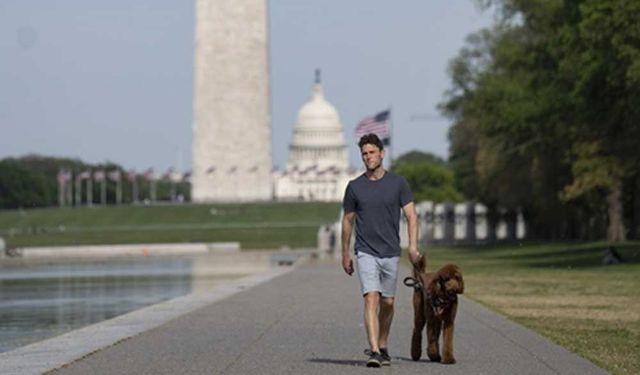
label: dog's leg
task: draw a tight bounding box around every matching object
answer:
[442,320,456,364]
[410,289,426,361]
[442,305,458,364]
[426,310,442,362]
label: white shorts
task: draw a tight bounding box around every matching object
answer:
[355,252,400,298]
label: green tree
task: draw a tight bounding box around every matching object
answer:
[557,0,640,241]
[17,154,87,206]
[441,0,640,241]
[0,159,50,209]
[391,151,463,203]
[442,23,578,239]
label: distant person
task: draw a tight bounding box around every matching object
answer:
[328,227,336,254]
[341,133,420,367]
[602,246,624,265]
[317,224,331,254]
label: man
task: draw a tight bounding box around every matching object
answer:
[342,133,420,367]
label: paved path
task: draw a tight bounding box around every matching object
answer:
[26,259,610,374]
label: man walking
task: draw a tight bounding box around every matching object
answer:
[342,133,420,367]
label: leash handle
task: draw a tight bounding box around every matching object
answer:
[403,276,422,290]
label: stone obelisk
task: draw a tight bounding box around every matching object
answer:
[192,0,272,202]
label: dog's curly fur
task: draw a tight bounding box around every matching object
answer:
[410,257,464,364]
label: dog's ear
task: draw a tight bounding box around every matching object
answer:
[456,272,464,294]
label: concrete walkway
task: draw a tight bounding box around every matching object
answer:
[12,259,609,375]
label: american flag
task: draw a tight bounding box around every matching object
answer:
[355,109,391,144]
[57,169,71,184]
[108,170,121,182]
[126,169,137,182]
[77,170,91,180]
[93,170,105,182]
[143,168,155,181]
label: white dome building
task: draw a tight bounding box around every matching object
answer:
[273,71,361,201]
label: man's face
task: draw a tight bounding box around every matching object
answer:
[361,144,384,171]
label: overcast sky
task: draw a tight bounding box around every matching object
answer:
[0,1,495,173]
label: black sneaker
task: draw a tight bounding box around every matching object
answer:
[366,351,383,368]
[379,348,391,366]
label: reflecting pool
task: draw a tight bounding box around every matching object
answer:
[0,255,258,353]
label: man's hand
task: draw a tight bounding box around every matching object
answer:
[341,211,355,276]
[342,254,354,276]
[408,249,421,265]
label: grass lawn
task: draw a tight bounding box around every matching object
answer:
[0,202,341,249]
[420,242,640,375]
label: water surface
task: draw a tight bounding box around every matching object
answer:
[0,256,247,353]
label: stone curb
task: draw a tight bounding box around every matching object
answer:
[8,242,240,258]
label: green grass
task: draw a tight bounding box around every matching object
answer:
[419,242,640,375]
[0,202,341,249]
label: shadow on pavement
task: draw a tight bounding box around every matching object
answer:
[393,356,436,364]
[306,356,432,367]
[306,358,364,367]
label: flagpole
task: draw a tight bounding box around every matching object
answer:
[58,170,64,207]
[150,176,156,204]
[388,104,394,168]
[117,177,122,205]
[101,173,106,206]
[66,171,73,206]
[87,177,93,207]
[133,177,139,204]
[75,173,81,206]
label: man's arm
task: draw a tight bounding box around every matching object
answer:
[402,202,420,264]
[341,211,356,275]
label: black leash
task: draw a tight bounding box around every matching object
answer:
[403,276,422,291]
[403,254,424,291]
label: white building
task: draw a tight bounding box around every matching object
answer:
[273,71,361,201]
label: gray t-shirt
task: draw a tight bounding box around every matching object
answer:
[342,171,414,258]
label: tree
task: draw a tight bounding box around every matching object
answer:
[0,159,50,209]
[391,151,463,203]
[557,0,640,241]
[441,0,640,241]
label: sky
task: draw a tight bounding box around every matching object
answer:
[0,1,496,173]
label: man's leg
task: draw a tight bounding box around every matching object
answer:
[378,296,394,349]
[364,292,380,353]
[377,256,399,362]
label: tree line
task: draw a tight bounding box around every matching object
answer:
[0,155,190,209]
[440,0,640,241]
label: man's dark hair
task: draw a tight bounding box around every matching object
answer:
[358,133,384,151]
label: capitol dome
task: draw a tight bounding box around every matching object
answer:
[287,70,348,170]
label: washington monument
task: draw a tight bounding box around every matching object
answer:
[192,0,272,202]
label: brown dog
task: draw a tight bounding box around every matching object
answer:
[408,257,464,364]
